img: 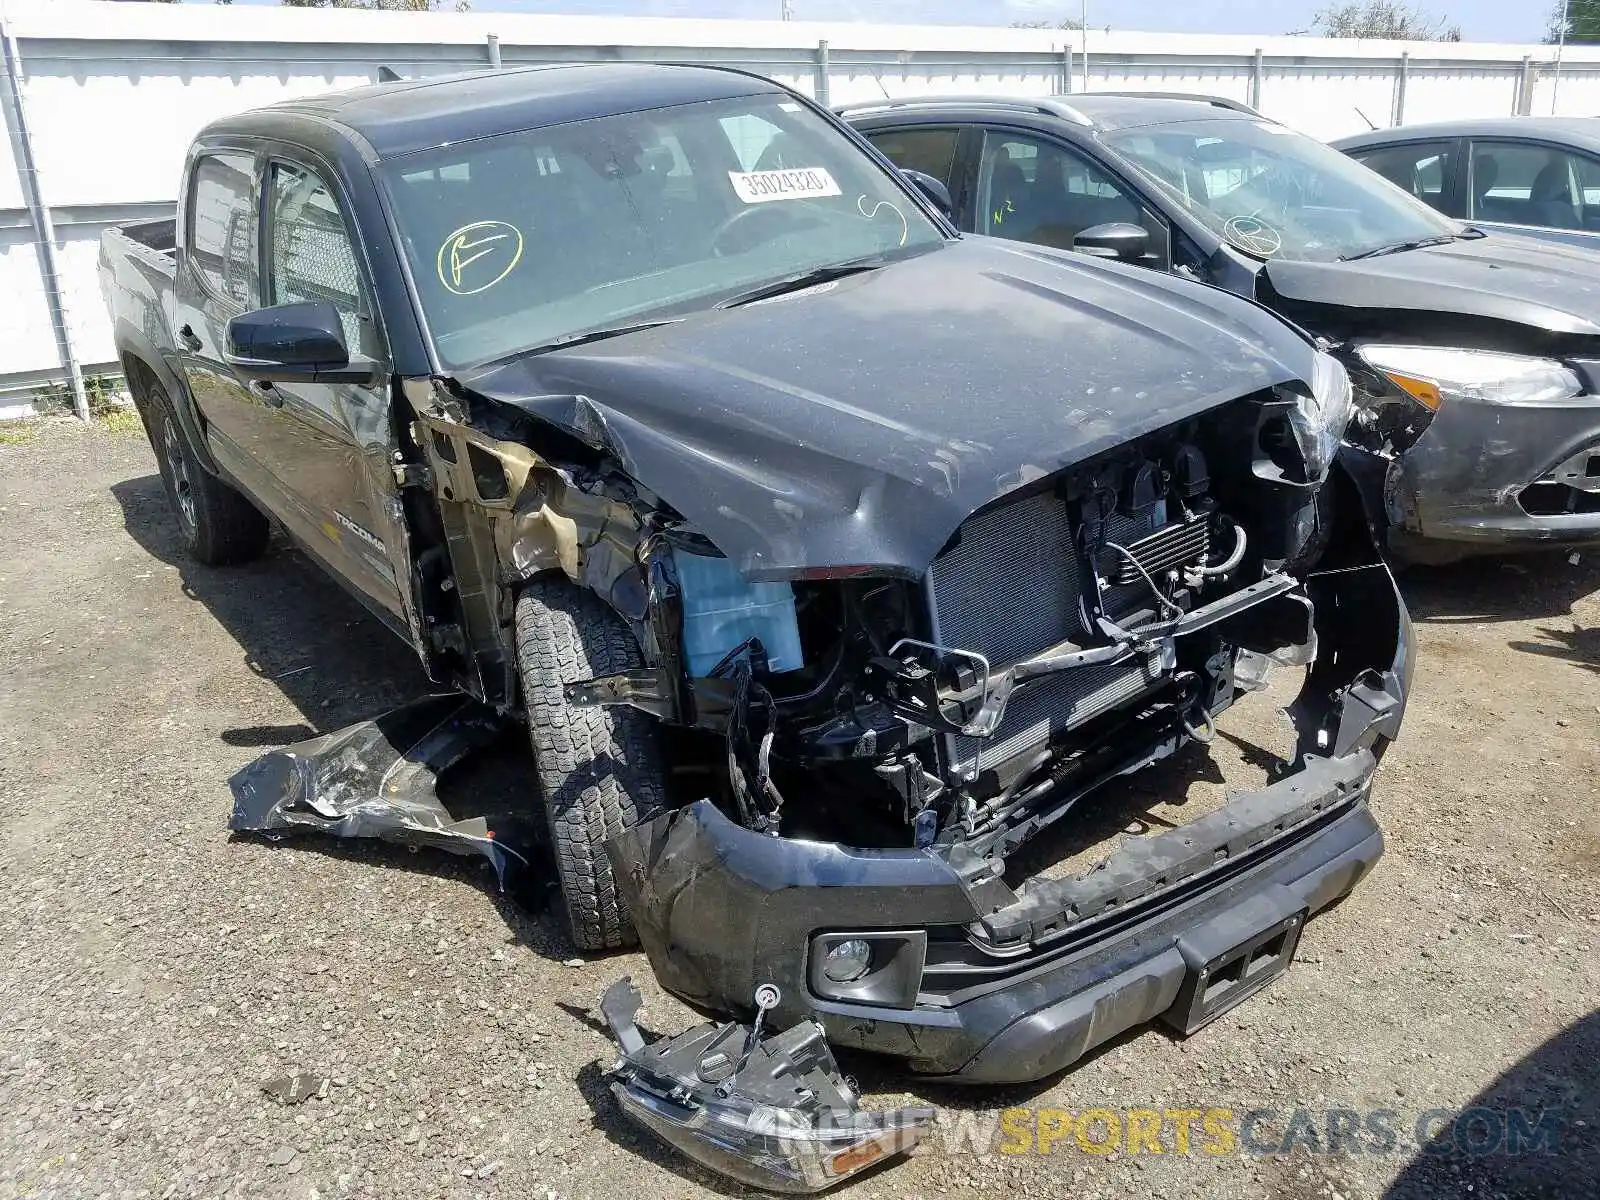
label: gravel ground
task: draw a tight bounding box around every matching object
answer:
[1,416,1597,1200]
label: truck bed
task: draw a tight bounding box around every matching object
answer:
[99,219,179,375]
[113,218,177,257]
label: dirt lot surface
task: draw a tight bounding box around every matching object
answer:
[2,417,1597,1200]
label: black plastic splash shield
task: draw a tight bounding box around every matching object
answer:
[227,693,524,880]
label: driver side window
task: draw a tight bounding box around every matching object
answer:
[976,132,1154,254]
[266,163,375,357]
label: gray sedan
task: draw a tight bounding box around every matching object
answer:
[1334,116,1600,252]
[850,96,1600,560]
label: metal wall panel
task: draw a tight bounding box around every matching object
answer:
[1260,64,1400,141]
[0,227,60,376]
[1531,69,1600,119]
[1402,66,1521,127]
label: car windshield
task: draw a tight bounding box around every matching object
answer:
[1103,117,1458,262]
[379,93,944,369]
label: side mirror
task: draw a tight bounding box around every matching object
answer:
[1073,222,1151,261]
[225,301,377,385]
[900,168,954,218]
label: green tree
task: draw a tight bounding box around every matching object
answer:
[1549,0,1600,43]
[1303,2,1462,40]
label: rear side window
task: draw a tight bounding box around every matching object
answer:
[866,127,961,188]
[1351,142,1456,214]
[188,152,256,307]
[1469,140,1598,231]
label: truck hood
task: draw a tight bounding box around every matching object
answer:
[461,237,1318,580]
[1263,231,1600,338]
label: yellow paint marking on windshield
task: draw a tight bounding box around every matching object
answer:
[436,220,525,295]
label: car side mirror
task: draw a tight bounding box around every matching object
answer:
[900,168,954,218]
[225,301,377,385]
[1073,222,1151,261]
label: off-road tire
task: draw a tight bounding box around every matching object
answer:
[514,579,667,952]
[139,378,269,566]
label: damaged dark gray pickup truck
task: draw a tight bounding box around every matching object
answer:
[100,62,1410,1163]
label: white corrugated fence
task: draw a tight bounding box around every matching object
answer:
[3,0,1600,412]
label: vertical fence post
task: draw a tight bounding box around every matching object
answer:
[1516,55,1534,115]
[1249,47,1263,110]
[486,33,501,69]
[814,39,830,106]
[1059,46,1072,95]
[1391,50,1409,127]
[0,14,87,421]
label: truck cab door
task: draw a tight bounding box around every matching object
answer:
[252,158,409,633]
[172,147,288,509]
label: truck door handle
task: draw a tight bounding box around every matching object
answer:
[250,379,283,406]
[177,324,202,351]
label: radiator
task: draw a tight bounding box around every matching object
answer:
[928,488,1165,776]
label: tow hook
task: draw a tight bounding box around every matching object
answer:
[599,978,934,1193]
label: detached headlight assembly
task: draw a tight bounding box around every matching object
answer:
[1277,352,1354,481]
[1260,350,1350,483]
[1358,345,1585,411]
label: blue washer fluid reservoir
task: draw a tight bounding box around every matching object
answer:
[675,552,803,677]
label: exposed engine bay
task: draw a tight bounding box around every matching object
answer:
[557,391,1335,873]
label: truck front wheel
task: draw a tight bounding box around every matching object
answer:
[139,378,269,566]
[514,579,667,952]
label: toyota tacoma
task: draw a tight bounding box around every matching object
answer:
[99,62,1410,1189]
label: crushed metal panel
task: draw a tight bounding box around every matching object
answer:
[228,693,524,878]
[460,236,1317,581]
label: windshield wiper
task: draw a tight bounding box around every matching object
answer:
[1340,231,1474,261]
[523,319,685,356]
[715,257,890,309]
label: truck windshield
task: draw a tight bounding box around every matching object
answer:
[379,94,945,369]
[1103,118,1459,262]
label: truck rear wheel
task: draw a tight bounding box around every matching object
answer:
[140,378,269,566]
[514,579,666,952]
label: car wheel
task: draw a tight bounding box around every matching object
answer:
[141,379,269,566]
[514,578,667,952]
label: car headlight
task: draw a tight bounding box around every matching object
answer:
[1357,345,1585,410]
[1284,352,1354,480]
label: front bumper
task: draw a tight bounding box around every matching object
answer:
[1395,391,1600,551]
[609,562,1413,1085]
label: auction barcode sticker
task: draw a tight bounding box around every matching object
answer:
[729,167,843,204]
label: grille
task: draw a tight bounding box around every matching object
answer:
[929,490,1166,776]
